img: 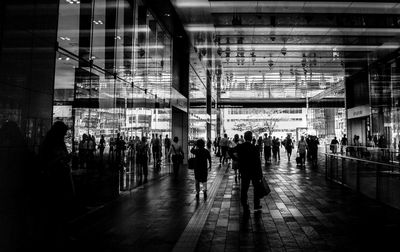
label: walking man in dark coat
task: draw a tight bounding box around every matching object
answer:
[230,131,263,214]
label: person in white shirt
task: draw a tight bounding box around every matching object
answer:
[168,136,184,180]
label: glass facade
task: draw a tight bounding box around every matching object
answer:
[53,0,173,204]
[189,65,208,141]
[370,60,400,149]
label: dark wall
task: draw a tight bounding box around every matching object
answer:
[172,36,189,96]
[0,0,59,151]
[0,1,59,250]
[345,69,370,108]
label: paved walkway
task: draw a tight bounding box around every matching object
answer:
[68,150,400,251]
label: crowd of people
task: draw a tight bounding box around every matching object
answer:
[4,118,400,251]
[329,133,396,161]
[75,132,175,181]
[211,133,320,168]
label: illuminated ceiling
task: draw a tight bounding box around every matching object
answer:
[172,0,400,107]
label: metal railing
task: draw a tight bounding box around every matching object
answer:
[325,153,400,210]
[324,144,400,164]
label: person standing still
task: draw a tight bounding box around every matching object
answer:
[330,137,339,154]
[230,131,263,214]
[39,121,75,250]
[136,137,150,183]
[168,136,184,180]
[190,139,211,199]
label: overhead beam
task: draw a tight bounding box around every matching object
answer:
[190,97,345,108]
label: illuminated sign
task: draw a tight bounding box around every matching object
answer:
[347,105,370,119]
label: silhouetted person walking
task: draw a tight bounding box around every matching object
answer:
[190,139,211,199]
[228,134,241,183]
[284,134,293,161]
[263,134,272,163]
[330,137,339,154]
[219,134,229,164]
[99,135,105,160]
[308,136,320,167]
[297,136,308,167]
[340,134,348,154]
[164,134,171,162]
[230,131,263,214]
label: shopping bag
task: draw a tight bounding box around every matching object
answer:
[255,177,271,198]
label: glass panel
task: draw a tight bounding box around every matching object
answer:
[92,0,107,69]
[52,0,173,214]
[58,0,81,55]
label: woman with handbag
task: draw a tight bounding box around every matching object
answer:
[168,136,184,180]
[190,139,211,199]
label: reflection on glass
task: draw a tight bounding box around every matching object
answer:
[53,0,173,212]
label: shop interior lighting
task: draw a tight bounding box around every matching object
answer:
[66,0,80,4]
[175,1,400,15]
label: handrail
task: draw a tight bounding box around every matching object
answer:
[325,152,400,210]
[324,143,400,152]
[324,152,399,169]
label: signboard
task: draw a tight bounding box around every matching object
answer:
[53,105,72,118]
[347,105,370,119]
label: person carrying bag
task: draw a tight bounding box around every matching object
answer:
[168,136,184,180]
[230,131,264,214]
[255,177,271,199]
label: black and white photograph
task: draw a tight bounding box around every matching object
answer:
[1,0,400,251]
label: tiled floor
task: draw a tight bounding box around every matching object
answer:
[68,149,400,251]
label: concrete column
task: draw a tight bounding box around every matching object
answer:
[0,0,59,151]
[105,0,118,78]
[216,75,222,137]
[206,70,212,140]
[171,31,189,163]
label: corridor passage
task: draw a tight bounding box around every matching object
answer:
[68,154,400,252]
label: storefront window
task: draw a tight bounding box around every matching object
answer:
[53,0,173,206]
